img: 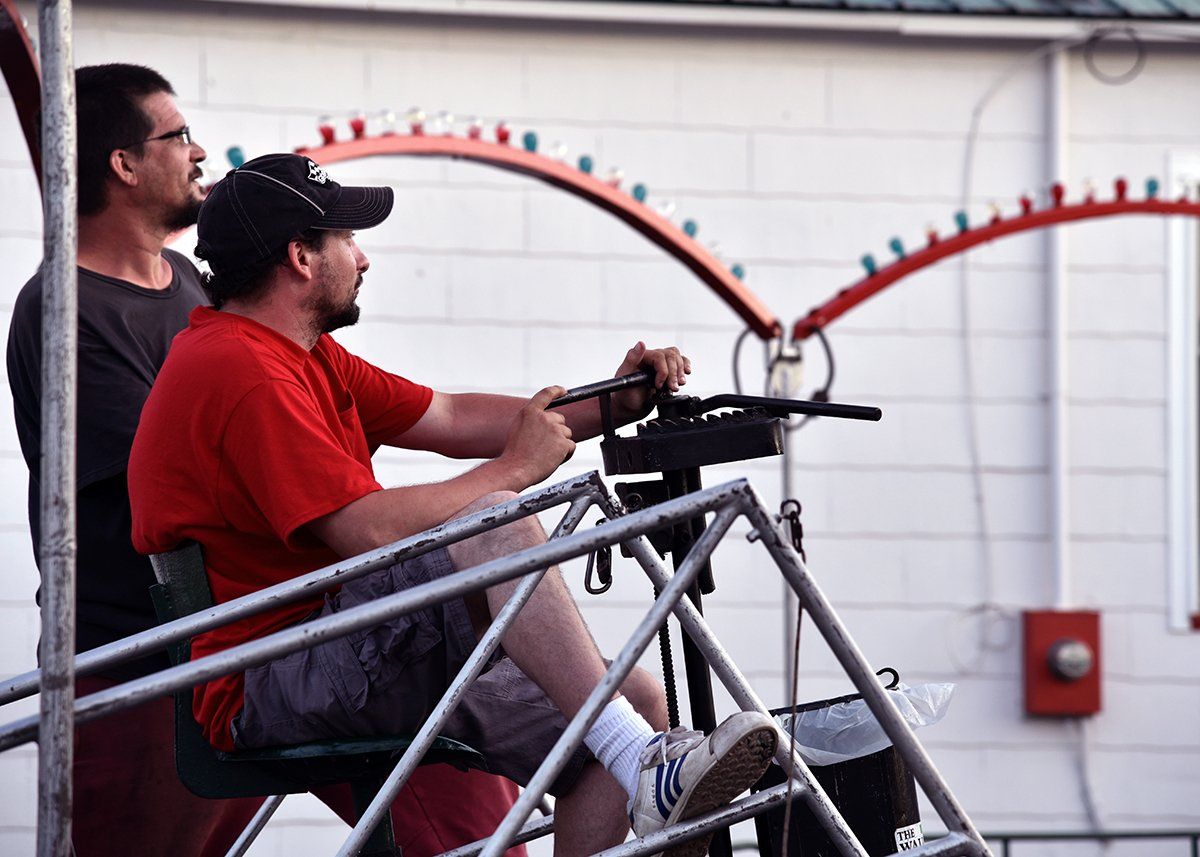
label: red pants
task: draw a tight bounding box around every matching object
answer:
[72,677,526,856]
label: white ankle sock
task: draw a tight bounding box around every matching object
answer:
[584,696,657,801]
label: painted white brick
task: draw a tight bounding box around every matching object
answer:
[828,57,1045,136]
[754,133,1043,202]
[601,258,744,331]
[335,320,524,392]
[366,47,527,124]
[1070,473,1165,539]
[203,35,368,112]
[1068,215,1165,270]
[0,166,41,236]
[525,185,661,258]
[1091,747,1200,822]
[184,105,291,171]
[1068,337,1166,403]
[1092,680,1200,750]
[677,56,826,131]
[600,128,749,193]
[1071,540,1168,610]
[0,747,35,828]
[1070,51,1200,141]
[525,52,678,124]
[1067,269,1166,337]
[70,28,203,105]
[444,255,604,326]
[353,251,450,321]
[1068,403,1165,471]
[0,236,42,308]
[368,186,526,253]
[1115,611,1200,681]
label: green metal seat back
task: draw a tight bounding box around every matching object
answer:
[147,542,486,800]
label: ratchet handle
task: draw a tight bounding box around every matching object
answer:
[546,369,656,410]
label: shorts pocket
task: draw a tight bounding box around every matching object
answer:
[314,630,371,715]
[344,604,443,695]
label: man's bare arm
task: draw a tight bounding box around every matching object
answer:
[308,386,573,558]
[390,342,692,459]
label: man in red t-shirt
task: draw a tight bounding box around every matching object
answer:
[128,153,777,854]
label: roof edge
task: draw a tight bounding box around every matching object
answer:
[187,0,1200,41]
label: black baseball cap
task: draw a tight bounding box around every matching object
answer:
[195,153,394,277]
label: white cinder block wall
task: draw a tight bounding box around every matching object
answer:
[2,1,1198,854]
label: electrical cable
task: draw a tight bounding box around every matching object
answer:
[953,25,1143,677]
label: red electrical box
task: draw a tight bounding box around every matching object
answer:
[1023,610,1101,716]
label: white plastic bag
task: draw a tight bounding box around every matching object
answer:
[776,682,955,767]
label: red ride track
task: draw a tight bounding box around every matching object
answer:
[792,196,1200,342]
[297,135,781,339]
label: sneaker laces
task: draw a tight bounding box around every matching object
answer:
[640,725,705,767]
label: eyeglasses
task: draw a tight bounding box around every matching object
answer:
[121,126,193,149]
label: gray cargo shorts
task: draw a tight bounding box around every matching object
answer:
[230,547,590,795]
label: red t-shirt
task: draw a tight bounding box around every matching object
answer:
[129,307,432,751]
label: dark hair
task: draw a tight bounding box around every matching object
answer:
[75,64,175,216]
[198,229,330,310]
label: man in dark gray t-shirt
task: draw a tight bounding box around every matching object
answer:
[8,248,206,680]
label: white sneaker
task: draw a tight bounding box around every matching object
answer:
[628,711,777,856]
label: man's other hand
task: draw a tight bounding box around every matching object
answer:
[498,386,577,488]
[613,341,691,418]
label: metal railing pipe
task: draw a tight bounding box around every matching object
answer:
[479,504,741,857]
[35,2,76,855]
[439,815,557,857]
[223,796,284,857]
[334,495,593,857]
[0,472,606,704]
[0,480,751,751]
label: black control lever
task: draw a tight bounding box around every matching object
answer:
[695,394,881,422]
[546,368,656,410]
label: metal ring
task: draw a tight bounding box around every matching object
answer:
[1083,27,1147,87]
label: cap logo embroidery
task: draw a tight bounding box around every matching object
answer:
[306,160,329,185]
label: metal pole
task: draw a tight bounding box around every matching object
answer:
[35,2,76,856]
[223,796,284,857]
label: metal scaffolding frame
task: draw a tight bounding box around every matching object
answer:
[4,467,992,857]
[19,4,990,853]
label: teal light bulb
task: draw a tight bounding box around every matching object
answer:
[889,237,905,259]
[1146,177,1160,199]
[632,183,647,203]
[861,254,877,276]
[578,155,594,174]
[954,210,969,232]
[731,263,745,280]
[226,146,246,169]
[522,131,538,152]
[683,219,698,238]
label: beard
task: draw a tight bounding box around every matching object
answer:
[310,276,362,335]
[164,194,203,232]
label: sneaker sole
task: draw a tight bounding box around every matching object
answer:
[661,725,777,857]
